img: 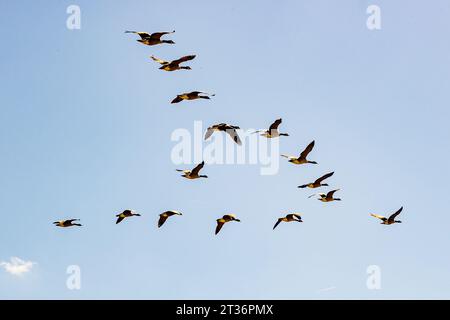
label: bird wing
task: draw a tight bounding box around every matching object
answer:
[226,128,242,145]
[125,31,151,39]
[149,30,174,40]
[292,213,302,219]
[371,214,387,221]
[150,56,169,65]
[269,118,282,132]
[191,161,205,176]
[204,127,215,140]
[171,96,183,104]
[171,55,196,65]
[116,216,125,224]
[158,215,168,228]
[281,154,294,159]
[388,207,403,222]
[326,189,339,198]
[315,171,334,184]
[299,140,315,159]
[273,219,282,230]
[215,221,225,235]
[66,219,79,223]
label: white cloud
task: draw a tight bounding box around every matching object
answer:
[0,257,36,276]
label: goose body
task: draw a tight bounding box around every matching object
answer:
[298,172,334,189]
[205,123,242,145]
[158,210,182,228]
[255,118,289,138]
[215,214,241,235]
[371,207,403,225]
[125,30,175,46]
[282,141,317,165]
[116,209,141,224]
[176,161,208,179]
[273,213,302,230]
[151,55,196,71]
[171,91,215,104]
[53,219,82,228]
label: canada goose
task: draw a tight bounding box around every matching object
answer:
[215,214,241,235]
[150,55,196,71]
[254,118,289,138]
[282,141,317,165]
[158,210,182,228]
[298,172,334,189]
[171,91,215,104]
[116,209,141,224]
[176,161,208,179]
[204,123,242,145]
[125,30,175,46]
[370,207,403,225]
[273,213,302,230]
[310,189,341,202]
[53,219,82,227]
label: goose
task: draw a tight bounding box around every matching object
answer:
[254,118,289,138]
[116,209,141,224]
[370,207,403,225]
[298,172,334,189]
[282,140,317,165]
[204,123,242,145]
[53,219,82,228]
[273,213,302,230]
[158,210,183,228]
[310,189,341,202]
[215,214,241,235]
[125,30,175,46]
[171,91,215,104]
[176,161,208,179]
[150,55,196,71]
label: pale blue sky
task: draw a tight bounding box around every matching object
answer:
[1,0,450,299]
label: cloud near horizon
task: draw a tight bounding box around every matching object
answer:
[0,257,36,276]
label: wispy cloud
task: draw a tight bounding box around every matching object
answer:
[317,286,337,293]
[0,257,36,276]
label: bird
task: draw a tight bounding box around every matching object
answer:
[124,30,175,46]
[309,189,342,202]
[215,214,241,235]
[281,141,317,165]
[273,213,303,230]
[158,210,183,228]
[171,91,215,104]
[53,219,82,228]
[116,209,141,224]
[254,118,289,138]
[370,207,403,225]
[204,123,242,145]
[298,172,334,189]
[150,55,196,71]
[176,161,208,179]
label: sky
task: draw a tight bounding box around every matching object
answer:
[1,0,450,299]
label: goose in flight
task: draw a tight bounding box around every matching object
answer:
[53,219,82,228]
[205,123,242,145]
[273,213,302,230]
[370,207,403,225]
[176,161,208,179]
[158,210,183,228]
[282,141,317,165]
[215,214,241,235]
[298,172,334,189]
[309,189,342,202]
[171,91,215,104]
[125,30,175,46]
[150,55,196,71]
[254,118,289,138]
[116,209,141,224]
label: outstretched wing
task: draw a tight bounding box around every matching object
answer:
[299,140,315,159]
[215,221,225,235]
[326,189,339,198]
[149,30,175,40]
[204,127,215,140]
[315,172,334,184]
[171,96,183,104]
[371,214,387,222]
[273,219,282,230]
[158,215,168,228]
[191,161,205,176]
[116,216,125,224]
[388,207,403,222]
[171,55,196,65]
[226,128,242,145]
[150,55,169,65]
[269,118,282,132]
[125,31,151,39]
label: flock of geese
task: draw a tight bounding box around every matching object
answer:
[53,30,404,235]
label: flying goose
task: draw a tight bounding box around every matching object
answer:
[273,213,302,230]
[204,123,242,145]
[176,161,208,179]
[158,210,183,228]
[298,172,334,189]
[310,189,342,202]
[171,91,215,104]
[254,118,289,138]
[370,207,403,225]
[53,219,82,228]
[125,30,175,46]
[150,55,196,71]
[282,141,317,165]
[215,214,241,235]
[116,209,141,224]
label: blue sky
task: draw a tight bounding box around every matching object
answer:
[1,0,450,299]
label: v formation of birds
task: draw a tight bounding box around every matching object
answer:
[53,30,404,235]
